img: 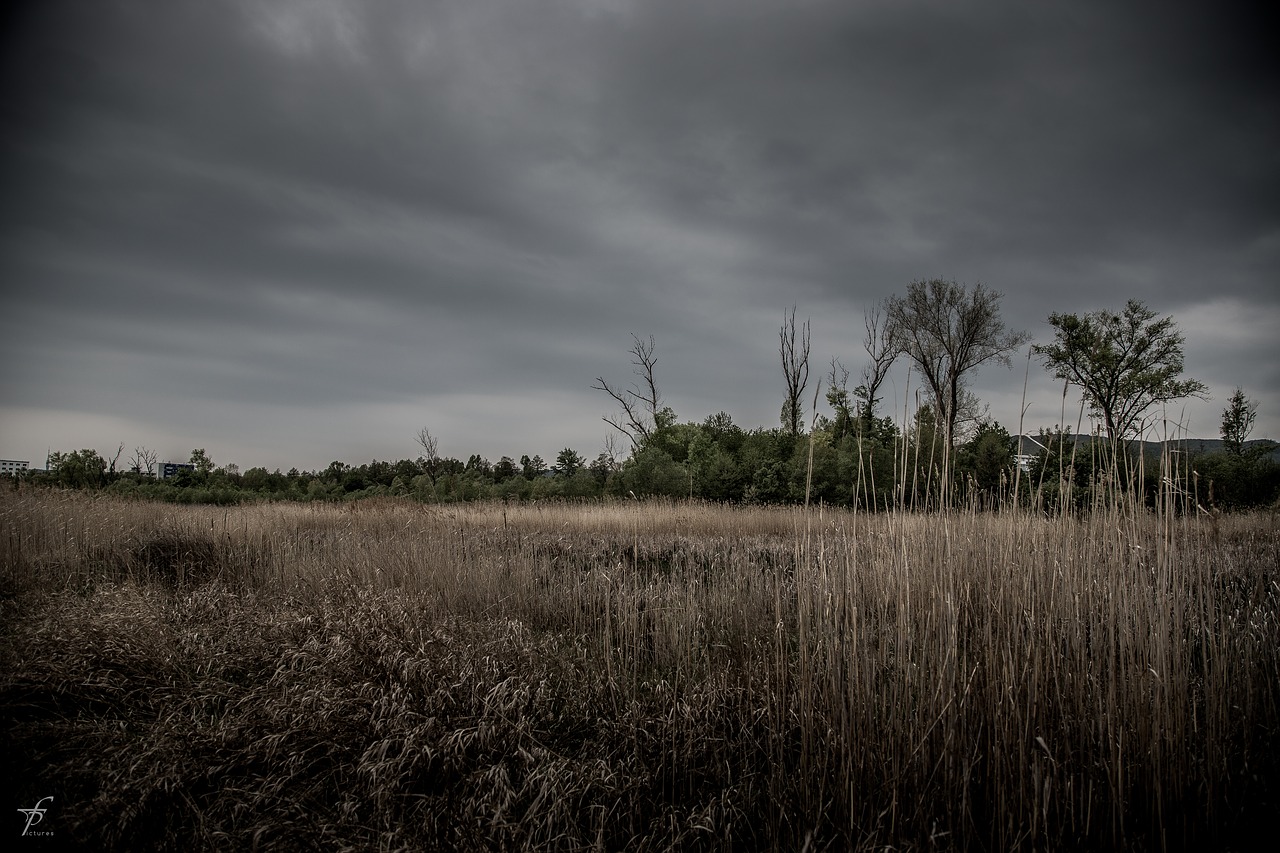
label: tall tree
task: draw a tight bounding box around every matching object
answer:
[825,358,854,442]
[1033,300,1207,443]
[415,427,441,482]
[493,456,518,481]
[886,279,1029,450]
[779,306,811,437]
[854,302,898,435]
[592,334,666,446]
[1220,387,1258,456]
[520,454,546,480]
[48,449,107,489]
[107,443,125,476]
[554,448,586,478]
[189,448,214,478]
[129,446,158,477]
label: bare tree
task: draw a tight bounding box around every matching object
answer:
[107,443,125,475]
[129,446,158,477]
[780,306,811,437]
[415,427,440,481]
[854,302,898,434]
[825,357,853,440]
[602,432,622,469]
[592,334,665,446]
[885,279,1029,450]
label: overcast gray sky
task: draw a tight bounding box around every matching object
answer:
[2,0,1277,472]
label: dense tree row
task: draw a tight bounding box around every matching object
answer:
[17,284,1278,510]
[25,407,1277,510]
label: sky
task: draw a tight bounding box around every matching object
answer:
[2,0,1277,473]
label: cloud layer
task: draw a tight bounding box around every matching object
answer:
[2,0,1277,470]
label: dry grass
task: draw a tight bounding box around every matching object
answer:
[1,488,1277,850]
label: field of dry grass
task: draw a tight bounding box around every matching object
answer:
[2,488,1276,850]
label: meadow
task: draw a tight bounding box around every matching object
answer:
[1,488,1276,850]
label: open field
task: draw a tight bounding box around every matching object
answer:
[2,489,1277,850]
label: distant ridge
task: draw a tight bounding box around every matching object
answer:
[1017,434,1280,464]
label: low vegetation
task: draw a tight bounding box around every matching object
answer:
[2,488,1276,850]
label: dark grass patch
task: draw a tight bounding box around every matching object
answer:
[0,585,785,852]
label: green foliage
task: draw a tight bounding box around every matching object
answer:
[748,461,789,504]
[493,456,518,482]
[554,448,586,479]
[1221,388,1260,457]
[621,446,688,498]
[825,385,854,444]
[520,455,546,480]
[466,455,492,478]
[1034,300,1207,442]
[1024,430,1098,511]
[1193,449,1280,509]
[189,448,214,480]
[956,420,1015,496]
[24,327,1256,513]
[47,449,109,489]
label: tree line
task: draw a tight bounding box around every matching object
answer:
[20,281,1279,510]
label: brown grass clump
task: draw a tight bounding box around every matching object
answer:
[1,488,1277,850]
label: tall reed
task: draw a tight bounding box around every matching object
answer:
[1,485,1275,850]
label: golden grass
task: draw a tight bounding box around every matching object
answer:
[1,488,1277,850]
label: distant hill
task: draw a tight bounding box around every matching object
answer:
[1170,438,1280,461]
[1017,434,1280,464]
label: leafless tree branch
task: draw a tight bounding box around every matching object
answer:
[780,306,811,436]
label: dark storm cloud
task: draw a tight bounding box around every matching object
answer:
[1,0,1277,468]
[588,1,1279,305]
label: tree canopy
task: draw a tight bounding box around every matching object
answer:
[885,279,1029,449]
[1221,387,1259,457]
[1033,300,1207,443]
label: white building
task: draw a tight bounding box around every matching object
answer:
[1,459,30,475]
[159,462,196,480]
[1014,436,1049,473]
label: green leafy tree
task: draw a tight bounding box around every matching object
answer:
[1034,300,1207,443]
[1192,447,1280,509]
[748,460,790,504]
[903,405,947,507]
[48,449,108,489]
[620,445,687,497]
[465,455,492,477]
[392,459,422,484]
[957,420,1015,498]
[589,452,617,487]
[554,448,585,479]
[242,467,271,492]
[702,411,738,441]
[1220,387,1258,457]
[520,454,546,480]
[560,468,599,499]
[493,456,518,481]
[189,449,215,481]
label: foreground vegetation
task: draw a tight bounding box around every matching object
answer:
[2,489,1277,850]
